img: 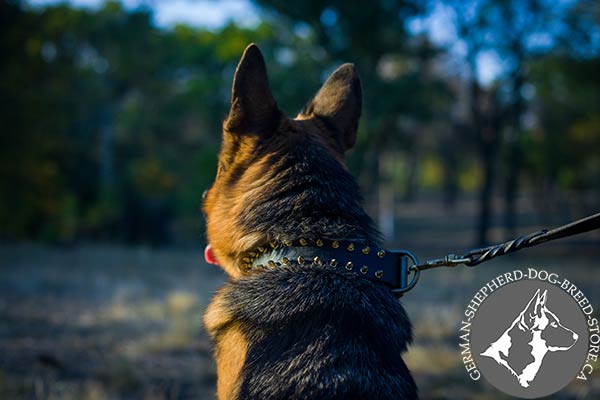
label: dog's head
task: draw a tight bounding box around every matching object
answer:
[203,44,374,277]
[520,289,579,351]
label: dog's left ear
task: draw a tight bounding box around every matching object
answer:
[225,44,280,134]
[302,63,362,151]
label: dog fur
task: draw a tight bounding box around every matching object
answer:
[203,44,417,400]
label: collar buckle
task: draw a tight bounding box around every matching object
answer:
[389,250,420,297]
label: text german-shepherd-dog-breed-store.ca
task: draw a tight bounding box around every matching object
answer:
[202,43,418,400]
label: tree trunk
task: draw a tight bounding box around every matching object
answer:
[504,63,525,239]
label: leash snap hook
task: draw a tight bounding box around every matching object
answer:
[389,250,420,297]
[445,254,472,266]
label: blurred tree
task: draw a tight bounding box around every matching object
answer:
[2,0,598,247]
[0,0,324,244]
[444,0,600,244]
[527,55,600,220]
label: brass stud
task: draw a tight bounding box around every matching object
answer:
[375,270,384,278]
[377,250,386,258]
[313,256,322,266]
[241,263,251,271]
[316,239,323,247]
[330,259,338,267]
[284,240,293,247]
[268,260,277,269]
[360,266,369,274]
[269,240,278,249]
[248,251,258,258]
[242,257,251,263]
[362,246,370,255]
[347,243,355,251]
[281,257,290,265]
[258,246,267,253]
[345,261,353,270]
[332,240,340,249]
[297,256,305,265]
[299,238,308,246]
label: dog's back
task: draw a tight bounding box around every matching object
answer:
[203,44,417,399]
[207,266,415,399]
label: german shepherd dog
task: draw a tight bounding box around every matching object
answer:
[202,44,417,399]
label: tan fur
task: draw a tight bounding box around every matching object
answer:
[204,292,247,400]
[203,118,347,278]
[215,325,247,399]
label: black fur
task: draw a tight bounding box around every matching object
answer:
[216,265,417,399]
[238,122,381,243]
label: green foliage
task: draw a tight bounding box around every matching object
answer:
[0,1,326,243]
[527,55,600,191]
[1,0,598,244]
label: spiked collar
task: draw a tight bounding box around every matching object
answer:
[241,238,419,297]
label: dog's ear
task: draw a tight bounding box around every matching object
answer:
[534,289,548,316]
[520,289,542,329]
[225,44,280,134]
[302,63,362,151]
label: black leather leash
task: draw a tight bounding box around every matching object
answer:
[392,212,600,296]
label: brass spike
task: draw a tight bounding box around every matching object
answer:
[269,240,278,249]
[299,238,308,246]
[297,256,305,265]
[377,250,386,259]
[345,261,353,270]
[375,270,384,278]
[248,251,258,258]
[281,257,290,265]
[268,260,277,269]
[258,246,267,253]
[242,257,251,263]
[347,243,355,251]
[330,259,338,267]
[316,239,323,247]
[284,240,293,247]
[332,240,339,249]
[241,263,251,271]
[313,256,322,266]
[360,266,369,274]
[362,246,370,255]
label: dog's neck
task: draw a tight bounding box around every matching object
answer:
[237,144,381,250]
[518,330,549,387]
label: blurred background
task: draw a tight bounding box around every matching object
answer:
[1,0,599,398]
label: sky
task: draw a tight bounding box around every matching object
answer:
[26,0,501,85]
[27,0,262,29]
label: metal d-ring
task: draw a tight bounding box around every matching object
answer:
[390,250,420,296]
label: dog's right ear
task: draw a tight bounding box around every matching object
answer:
[224,44,280,134]
[301,63,362,151]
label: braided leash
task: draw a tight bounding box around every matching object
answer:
[392,212,600,296]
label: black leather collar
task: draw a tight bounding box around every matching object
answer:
[242,239,420,297]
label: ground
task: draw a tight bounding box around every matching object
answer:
[1,242,599,399]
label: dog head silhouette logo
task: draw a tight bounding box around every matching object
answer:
[480,288,579,388]
[469,279,590,398]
